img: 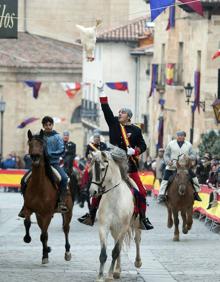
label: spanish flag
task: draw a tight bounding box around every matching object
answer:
[166,63,174,85]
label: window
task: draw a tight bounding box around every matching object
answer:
[71,106,81,123]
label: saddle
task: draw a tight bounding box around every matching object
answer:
[24,166,63,185]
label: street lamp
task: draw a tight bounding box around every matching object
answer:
[184,82,205,144]
[0,98,6,159]
[184,83,194,104]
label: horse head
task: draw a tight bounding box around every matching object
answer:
[89,151,111,197]
[177,154,192,170]
[174,169,191,196]
[28,129,45,167]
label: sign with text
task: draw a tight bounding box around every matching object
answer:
[0,0,17,38]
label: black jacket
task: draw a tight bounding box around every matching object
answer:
[100,99,146,172]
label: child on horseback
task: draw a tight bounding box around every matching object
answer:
[18,116,68,217]
[78,83,153,230]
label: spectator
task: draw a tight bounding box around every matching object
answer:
[23,153,32,169]
[155,148,165,183]
[196,152,212,184]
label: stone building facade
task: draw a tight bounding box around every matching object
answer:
[0,0,149,159]
[148,1,220,156]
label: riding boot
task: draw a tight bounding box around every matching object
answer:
[139,211,154,231]
[207,191,217,209]
[192,177,202,202]
[194,192,202,202]
[57,188,69,213]
[18,181,27,218]
[78,207,97,226]
[158,180,168,203]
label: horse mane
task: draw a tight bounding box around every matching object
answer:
[105,144,128,178]
[43,150,56,187]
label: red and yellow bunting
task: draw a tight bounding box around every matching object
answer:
[194,185,220,223]
[138,171,155,191]
[0,169,26,187]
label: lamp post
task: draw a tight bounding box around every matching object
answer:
[0,98,6,160]
[184,83,205,144]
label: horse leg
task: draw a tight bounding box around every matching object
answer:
[96,226,108,282]
[186,206,193,231]
[181,210,188,234]
[113,253,121,279]
[63,210,72,261]
[23,212,32,243]
[36,214,52,264]
[172,210,180,241]
[134,220,142,268]
[167,206,173,228]
[107,224,129,281]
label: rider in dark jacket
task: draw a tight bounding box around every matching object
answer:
[78,83,153,230]
[62,130,76,175]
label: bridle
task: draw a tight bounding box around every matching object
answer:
[91,159,120,194]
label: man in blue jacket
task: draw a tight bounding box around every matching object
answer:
[18,116,68,217]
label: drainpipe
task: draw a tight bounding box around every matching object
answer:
[134,56,140,123]
[24,0,27,32]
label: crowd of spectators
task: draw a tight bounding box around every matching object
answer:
[143,150,220,189]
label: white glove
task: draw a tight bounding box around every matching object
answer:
[127,147,135,156]
[97,81,106,97]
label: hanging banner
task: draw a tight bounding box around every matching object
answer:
[0,0,18,38]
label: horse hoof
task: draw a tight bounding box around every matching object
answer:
[65,252,72,261]
[135,259,142,268]
[42,258,49,264]
[187,225,192,231]
[96,277,104,282]
[47,247,51,253]
[182,228,188,234]
[167,222,173,228]
[23,235,31,243]
[105,278,113,282]
[173,236,179,242]
[113,272,120,279]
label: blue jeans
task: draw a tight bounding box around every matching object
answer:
[52,164,68,192]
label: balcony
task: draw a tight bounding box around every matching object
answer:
[81,99,99,122]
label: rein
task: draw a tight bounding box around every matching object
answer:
[91,159,120,195]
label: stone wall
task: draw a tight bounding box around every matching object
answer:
[148,7,220,155]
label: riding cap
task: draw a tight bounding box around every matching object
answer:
[176,130,186,137]
[119,108,133,119]
[93,129,101,137]
[63,130,70,136]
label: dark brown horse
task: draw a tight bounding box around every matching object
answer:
[166,154,194,241]
[23,129,73,264]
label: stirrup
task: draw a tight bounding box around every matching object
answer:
[57,202,68,213]
[139,217,154,231]
[78,213,94,226]
[194,192,202,202]
[157,195,166,203]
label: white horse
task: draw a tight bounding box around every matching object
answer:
[89,147,142,282]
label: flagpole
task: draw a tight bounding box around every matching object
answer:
[190,105,195,144]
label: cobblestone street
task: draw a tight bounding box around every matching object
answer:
[0,191,220,282]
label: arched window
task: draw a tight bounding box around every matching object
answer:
[71,106,81,123]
